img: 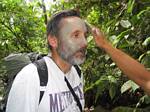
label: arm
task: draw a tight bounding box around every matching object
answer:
[92,27,150,95]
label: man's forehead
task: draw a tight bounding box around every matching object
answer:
[62,16,84,23]
[59,17,86,29]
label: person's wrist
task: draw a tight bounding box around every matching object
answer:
[101,42,112,51]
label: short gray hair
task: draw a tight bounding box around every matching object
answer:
[47,9,80,37]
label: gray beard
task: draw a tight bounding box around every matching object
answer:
[58,49,86,65]
[68,56,86,65]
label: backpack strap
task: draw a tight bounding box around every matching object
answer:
[64,77,82,112]
[33,58,48,104]
[65,65,82,111]
[74,65,81,78]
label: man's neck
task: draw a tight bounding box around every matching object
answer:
[51,50,71,74]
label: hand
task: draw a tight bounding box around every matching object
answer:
[92,27,109,49]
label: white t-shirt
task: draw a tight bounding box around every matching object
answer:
[6,57,84,112]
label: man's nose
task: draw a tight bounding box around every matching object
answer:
[81,37,87,49]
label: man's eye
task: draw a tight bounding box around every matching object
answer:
[74,34,79,38]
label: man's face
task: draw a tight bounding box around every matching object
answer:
[57,17,88,65]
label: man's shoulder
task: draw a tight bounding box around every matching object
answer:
[21,63,37,74]
[14,63,39,83]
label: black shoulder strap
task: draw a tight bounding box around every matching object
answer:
[64,77,82,112]
[33,58,48,104]
[74,65,81,78]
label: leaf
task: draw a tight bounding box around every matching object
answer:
[95,81,106,102]
[109,84,116,100]
[120,20,131,28]
[109,35,117,42]
[141,52,150,68]
[142,37,150,46]
[137,7,150,19]
[127,0,135,14]
[142,95,150,104]
[104,55,110,61]
[121,80,139,94]
[113,29,130,46]
[108,75,117,83]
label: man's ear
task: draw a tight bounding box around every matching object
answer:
[48,35,58,48]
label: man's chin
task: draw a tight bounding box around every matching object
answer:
[70,57,86,65]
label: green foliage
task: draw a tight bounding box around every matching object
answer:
[0,0,47,59]
[68,0,150,111]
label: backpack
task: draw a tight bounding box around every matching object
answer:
[0,53,81,112]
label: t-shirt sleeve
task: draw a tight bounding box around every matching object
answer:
[6,63,40,112]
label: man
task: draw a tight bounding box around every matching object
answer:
[6,9,88,112]
[92,27,150,95]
